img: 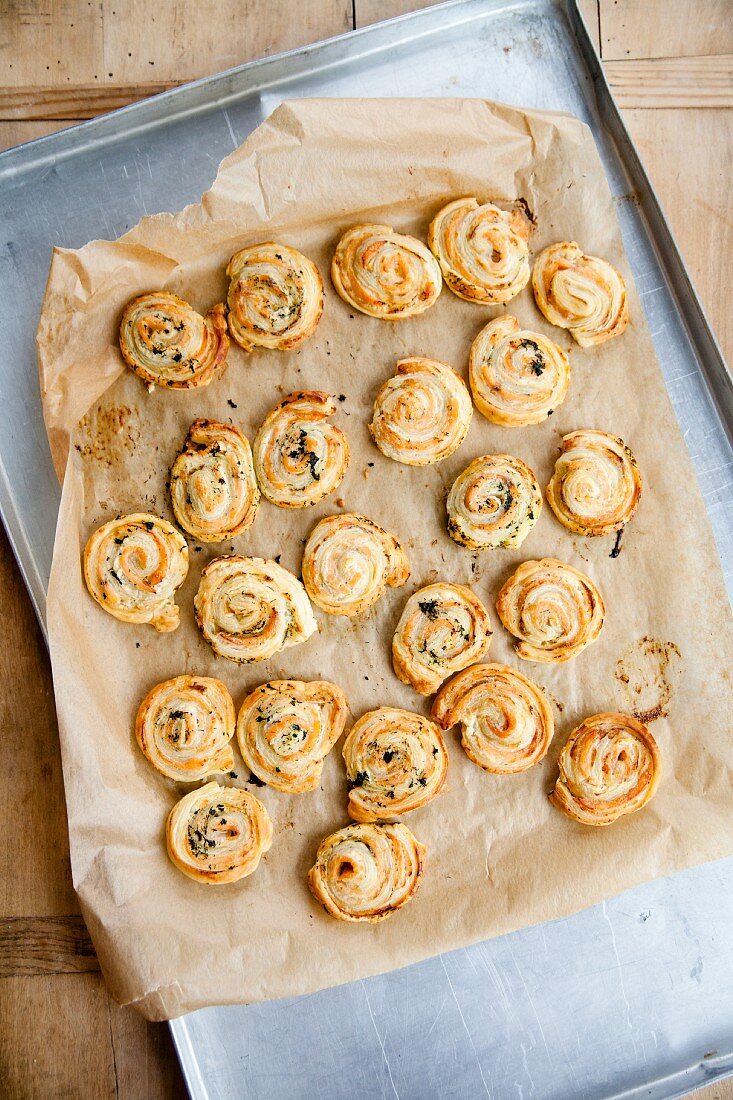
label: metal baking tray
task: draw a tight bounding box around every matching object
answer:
[2,1,732,1097]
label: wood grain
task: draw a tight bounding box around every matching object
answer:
[0,974,118,1099]
[601,0,733,61]
[0,917,98,977]
[606,55,733,108]
[622,106,733,365]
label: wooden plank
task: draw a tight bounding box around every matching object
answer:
[600,0,733,61]
[108,1000,186,1100]
[0,974,118,1099]
[606,55,733,108]
[0,917,98,977]
[355,0,442,27]
[0,119,74,151]
[622,106,733,366]
[0,81,177,120]
[0,526,78,919]
[100,0,352,83]
[0,0,104,87]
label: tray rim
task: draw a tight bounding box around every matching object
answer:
[3,1,733,1097]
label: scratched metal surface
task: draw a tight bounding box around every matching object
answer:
[1,2,732,1097]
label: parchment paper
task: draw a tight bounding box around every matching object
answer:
[38,99,733,1021]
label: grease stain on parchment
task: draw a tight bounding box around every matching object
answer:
[75,404,140,466]
[614,636,682,723]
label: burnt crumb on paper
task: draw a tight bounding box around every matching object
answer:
[610,529,624,558]
[75,404,140,466]
[614,636,682,723]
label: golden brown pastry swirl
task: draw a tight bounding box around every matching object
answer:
[170,419,259,542]
[83,512,188,632]
[546,429,642,536]
[447,454,541,550]
[392,582,493,695]
[308,822,425,922]
[166,781,273,884]
[302,513,410,617]
[226,242,323,351]
[532,242,628,347]
[343,707,448,822]
[432,662,553,773]
[194,556,317,662]
[428,198,532,303]
[331,224,442,319]
[119,292,228,389]
[253,391,349,508]
[369,357,472,466]
[135,675,235,782]
[551,712,661,826]
[236,679,348,793]
[469,315,571,427]
[496,557,605,663]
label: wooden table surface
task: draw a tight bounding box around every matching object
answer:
[1,2,731,1097]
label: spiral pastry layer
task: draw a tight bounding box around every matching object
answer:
[428,198,532,304]
[469,315,571,427]
[83,512,188,632]
[447,454,541,550]
[119,293,228,389]
[135,675,235,782]
[236,679,348,793]
[392,582,493,696]
[331,224,442,319]
[546,429,642,537]
[302,513,410,617]
[166,781,273,884]
[432,662,553,773]
[496,557,605,663]
[343,707,448,822]
[253,391,350,508]
[170,419,259,542]
[194,556,317,662]
[369,357,472,466]
[308,822,425,922]
[532,241,628,347]
[226,242,323,351]
[551,712,661,826]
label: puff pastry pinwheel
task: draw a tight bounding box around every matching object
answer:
[469,315,571,427]
[83,513,188,632]
[428,198,532,304]
[546,429,642,537]
[135,675,235,782]
[343,707,448,822]
[496,557,605,663]
[166,781,273,884]
[236,679,348,793]
[119,292,228,389]
[432,662,553,773]
[302,513,410,617]
[392,582,493,696]
[170,419,259,542]
[331,224,442,319]
[253,391,349,508]
[369,357,472,466]
[194,556,317,662]
[446,454,541,550]
[308,822,425,923]
[550,712,661,826]
[532,241,628,347]
[226,242,323,352]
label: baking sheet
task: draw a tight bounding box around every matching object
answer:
[2,0,733,1096]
